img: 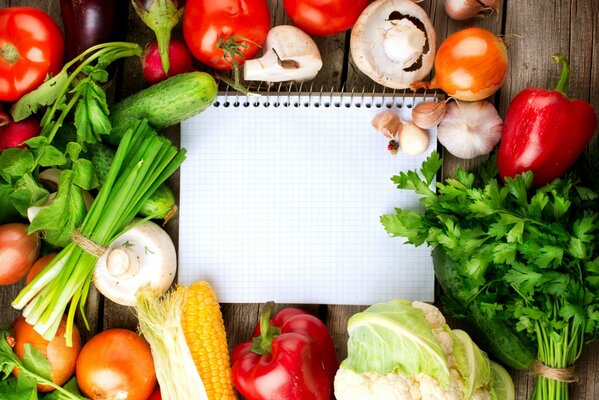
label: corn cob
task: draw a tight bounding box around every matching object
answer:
[179,281,238,400]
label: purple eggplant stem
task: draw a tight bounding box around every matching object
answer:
[131,0,184,74]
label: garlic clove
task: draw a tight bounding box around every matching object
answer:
[398,121,429,156]
[412,100,448,129]
[372,111,401,140]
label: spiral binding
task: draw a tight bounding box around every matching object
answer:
[212,82,440,110]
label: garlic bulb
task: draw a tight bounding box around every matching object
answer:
[444,0,498,20]
[372,111,401,140]
[437,100,503,159]
[398,121,429,156]
[412,100,448,129]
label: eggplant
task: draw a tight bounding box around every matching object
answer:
[132,0,185,74]
[60,0,127,61]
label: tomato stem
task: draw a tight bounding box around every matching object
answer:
[552,54,570,98]
[0,43,20,64]
[251,301,281,355]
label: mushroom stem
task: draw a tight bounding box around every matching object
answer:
[382,22,425,67]
[106,247,140,279]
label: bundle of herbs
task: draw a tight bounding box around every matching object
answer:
[381,152,599,400]
[1,42,143,246]
[12,119,186,345]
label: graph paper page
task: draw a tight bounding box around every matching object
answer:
[179,94,436,304]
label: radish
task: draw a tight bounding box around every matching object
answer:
[141,39,194,84]
[0,117,42,150]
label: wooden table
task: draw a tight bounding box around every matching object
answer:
[1,0,598,399]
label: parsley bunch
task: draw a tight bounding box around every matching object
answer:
[381,152,599,400]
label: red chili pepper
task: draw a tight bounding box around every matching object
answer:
[498,54,597,187]
[231,302,338,400]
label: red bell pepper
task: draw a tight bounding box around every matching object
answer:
[498,54,597,187]
[231,302,338,400]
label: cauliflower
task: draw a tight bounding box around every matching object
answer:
[335,300,510,400]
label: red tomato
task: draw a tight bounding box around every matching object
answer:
[284,0,368,36]
[0,7,64,102]
[182,0,270,70]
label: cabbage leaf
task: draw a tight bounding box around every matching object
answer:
[343,299,451,387]
[452,329,491,399]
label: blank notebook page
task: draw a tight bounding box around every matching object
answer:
[179,93,436,305]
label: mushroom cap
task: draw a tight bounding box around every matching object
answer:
[93,220,177,306]
[351,0,436,89]
[244,25,323,83]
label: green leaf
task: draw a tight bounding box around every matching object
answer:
[41,378,87,400]
[74,80,111,144]
[10,71,69,122]
[506,222,524,243]
[0,375,38,400]
[574,185,598,201]
[568,237,586,259]
[381,211,428,246]
[503,263,541,295]
[72,159,99,190]
[0,331,19,378]
[21,344,52,381]
[65,142,82,161]
[573,216,596,243]
[343,299,451,387]
[0,181,21,224]
[9,174,49,216]
[24,136,49,150]
[0,148,35,183]
[536,246,563,268]
[538,272,569,295]
[421,151,443,185]
[493,243,517,265]
[29,170,87,248]
[36,145,67,168]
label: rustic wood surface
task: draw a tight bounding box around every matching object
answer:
[1,0,598,399]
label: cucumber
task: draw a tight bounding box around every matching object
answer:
[433,246,536,369]
[106,71,217,146]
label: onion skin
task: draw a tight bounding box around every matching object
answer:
[11,316,81,392]
[76,329,156,400]
[0,223,40,285]
[416,27,508,101]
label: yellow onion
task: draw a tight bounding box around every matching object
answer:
[0,223,40,285]
[412,27,508,101]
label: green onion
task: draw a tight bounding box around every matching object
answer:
[13,119,186,345]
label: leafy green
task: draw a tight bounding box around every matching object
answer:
[381,151,599,400]
[343,299,451,387]
[0,42,142,235]
[452,329,491,399]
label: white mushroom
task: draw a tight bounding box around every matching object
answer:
[93,220,177,306]
[351,0,436,89]
[244,25,323,83]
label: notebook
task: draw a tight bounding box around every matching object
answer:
[178,89,437,305]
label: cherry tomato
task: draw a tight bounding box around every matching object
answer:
[284,0,368,36]
[182,0,270,70]
[0,7,64,102]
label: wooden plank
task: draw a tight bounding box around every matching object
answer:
[567,1,599,399]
